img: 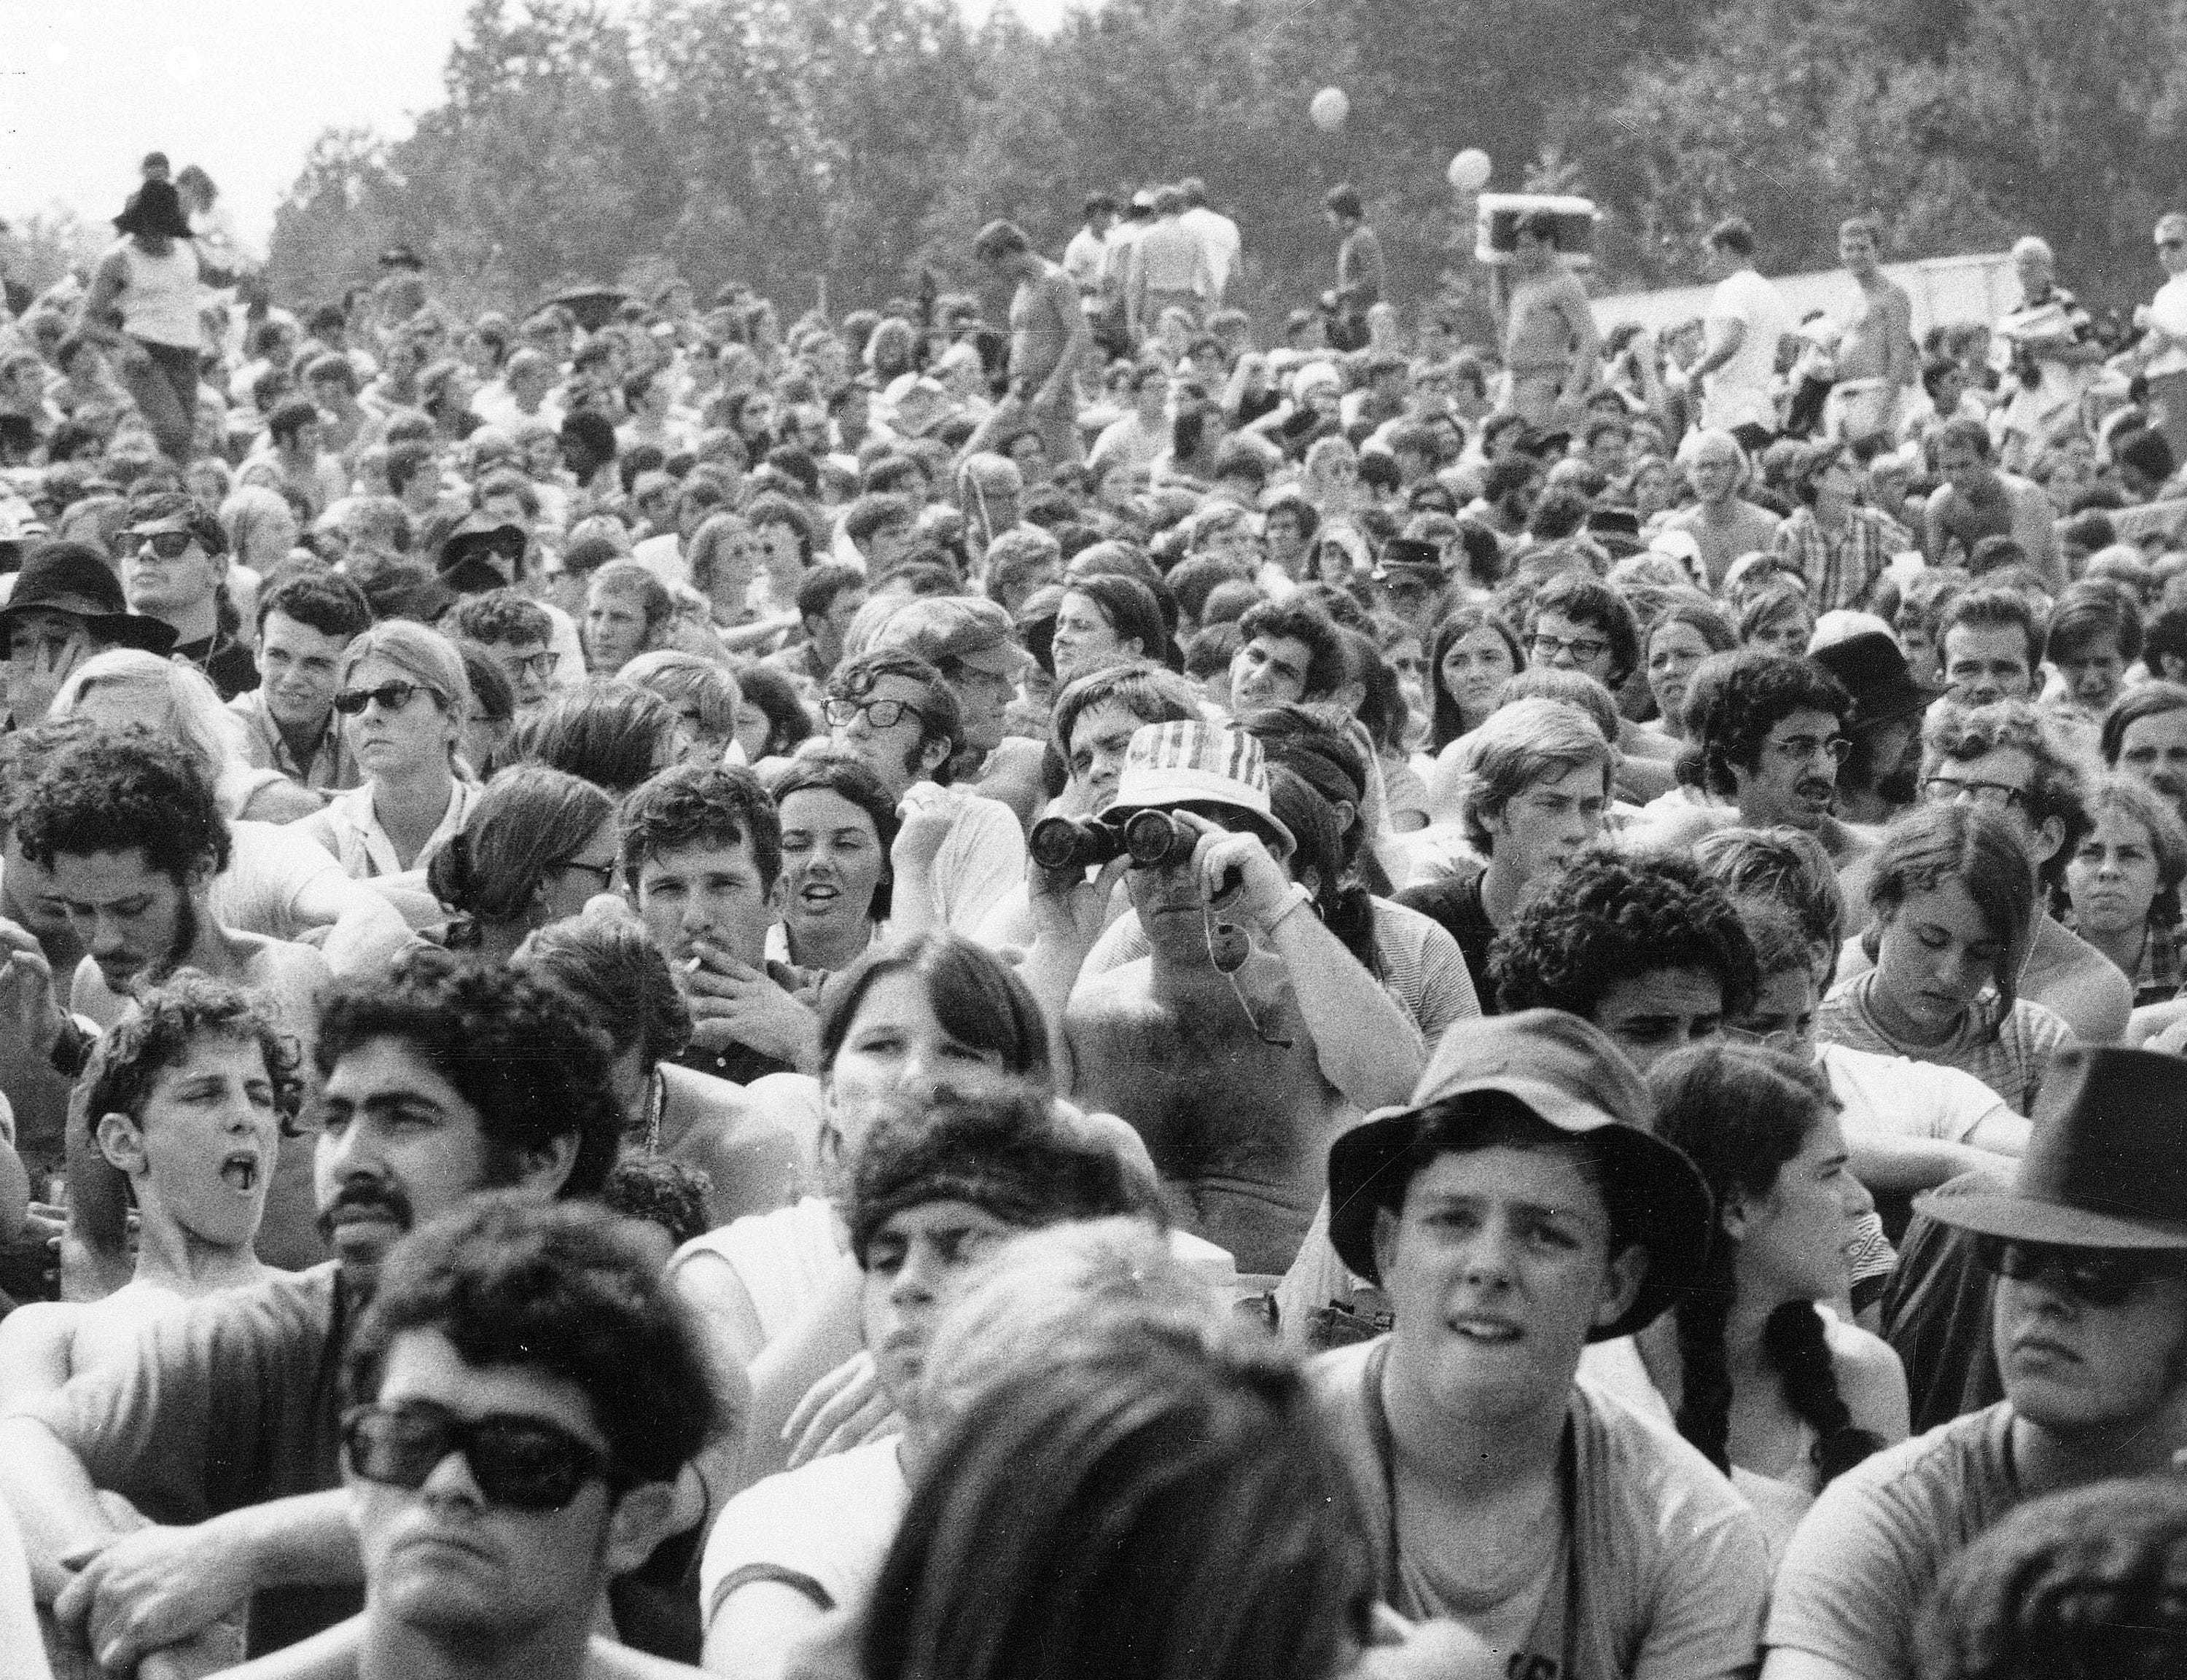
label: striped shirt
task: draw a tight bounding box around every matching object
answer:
[1771,504,1907,614]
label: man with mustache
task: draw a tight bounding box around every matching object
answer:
[0,950,629,1674]
[1660,649,1877,902]
[1764,1048,2187,1680]
[8,732,330,1278]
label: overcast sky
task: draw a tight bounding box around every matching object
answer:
[0,0,1067,250]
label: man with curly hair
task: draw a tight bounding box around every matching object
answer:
[0,974,295,1418]
[9,731,330,1275]
[0,950,634,1673]
[1489,848,1760,1076]
[1649,647,1879,899]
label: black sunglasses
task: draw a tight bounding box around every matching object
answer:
[120,530,198,561]
[553,856,617,891]
[332,681,435,716]
[343,1400,615,1511]
[1975,1235,2186,1308]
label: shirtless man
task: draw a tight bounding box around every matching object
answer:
[0,974,287,1414]
[974,219,1090,468]
[1661,429,1782,592]
[1502,211,1600,427]
[1042,722,1422,1275]
[1828,216,1914,445]
[9,733,328,1281]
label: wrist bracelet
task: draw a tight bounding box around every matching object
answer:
[1263,883,1314,935]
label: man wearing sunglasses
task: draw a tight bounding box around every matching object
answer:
[117,491,260,702]
[301,1198,715,1679]
[1765,1047,2187,1680]
[0,953,641,1673]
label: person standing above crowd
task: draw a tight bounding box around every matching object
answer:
[1500,210,1600,427]
[1824,215,1916,445]
[77,179,211,463]
[1672,218,1793,456]
[972,219,1088,469]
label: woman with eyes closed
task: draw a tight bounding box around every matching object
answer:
[1817,802,2079,1125]
[1586,1042,1906,1560]
[767,754,900,974]
[296,621,479,880]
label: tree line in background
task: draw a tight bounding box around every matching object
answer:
[262,0,2187,331]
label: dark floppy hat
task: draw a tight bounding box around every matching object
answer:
[0,541,178,656]
[1810,629,1938,730]
[1917,1047,2187,1250]
[1371,536,1445,582]
[435,515,528,594]
[1327,1009,1713,1341]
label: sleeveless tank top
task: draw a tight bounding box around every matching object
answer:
[114,238,203,348]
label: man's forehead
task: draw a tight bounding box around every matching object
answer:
[325,1035,472,1110]
[1250,633,1309,668]
[151,1033,270,1090]
[50,848,166,894]
[641,839,759,878]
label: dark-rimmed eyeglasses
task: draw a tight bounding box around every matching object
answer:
[342,1399,615,1511]
[502,650,560,680]
[332,681,436,716]
[2161,238,2186,253]
[1530,632,1610,663]
[1921,775,2026,810]
[552,856,617,891]
[824,696,926,731]
[1974,1235,2187,1309]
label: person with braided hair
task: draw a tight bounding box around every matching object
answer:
[1592,1042,1907,1559]
[1486,847,1760,1076]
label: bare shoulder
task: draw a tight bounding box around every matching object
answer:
[1825,1315,1910,1438]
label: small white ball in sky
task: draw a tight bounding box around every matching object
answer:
[1447,148,1492,192]
[1309,87,1349,131]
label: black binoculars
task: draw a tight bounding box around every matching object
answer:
[1029,809,1199,873]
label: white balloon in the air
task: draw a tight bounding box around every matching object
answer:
[1447,148,1492,192]
[1310,87,1350,131]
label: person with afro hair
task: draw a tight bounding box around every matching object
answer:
[1489,847,1759,1075]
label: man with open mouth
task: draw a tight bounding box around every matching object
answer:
[0,950,669,1672]
[8,731,331,1279]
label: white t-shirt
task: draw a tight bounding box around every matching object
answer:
[668,1194,843,1353]
[1703,267,1795,433]
[630,530,689,592]
[699,1437,911,1633]
[924,789,1029,937]
[208,820,351,943]
[1817,1041,2016,1144]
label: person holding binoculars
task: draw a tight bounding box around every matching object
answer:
[1021,719,1423,1277]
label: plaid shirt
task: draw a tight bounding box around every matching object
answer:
[2135,915,2187,1006]
[1771,504,1906,614]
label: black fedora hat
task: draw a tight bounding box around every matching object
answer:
[1326,1010,1713,1340]
[113,181,193,241]
[435,515,528,595]
[1810,629,1938,730]
[1919,1047,2187,1250]
[1371,536,1445,582]
[0,541,177,656]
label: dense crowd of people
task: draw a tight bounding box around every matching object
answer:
[1,149,2186,1676]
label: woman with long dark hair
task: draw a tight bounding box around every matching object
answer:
[1621,1042,1907,1555]
[1425,604,1526,752]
